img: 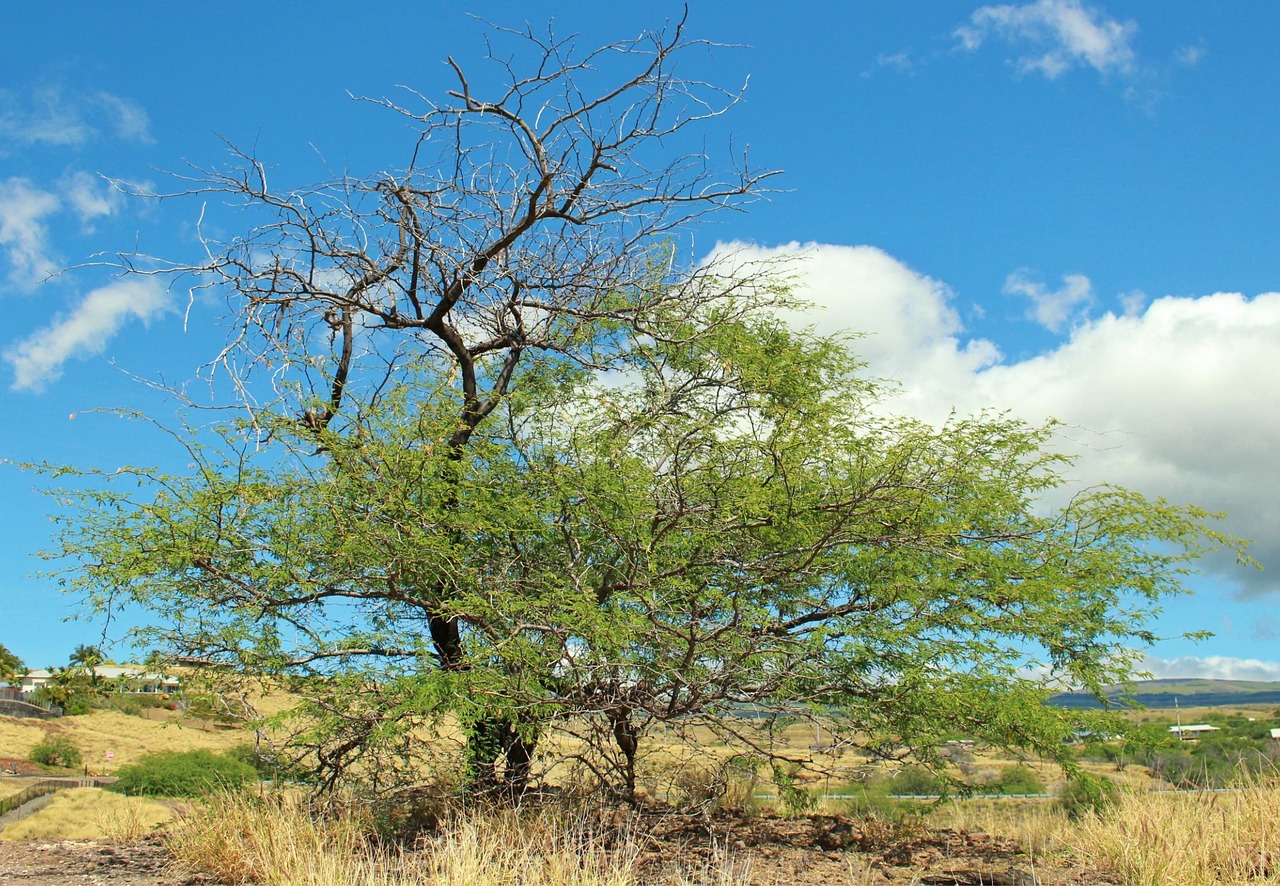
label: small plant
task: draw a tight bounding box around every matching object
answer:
[110,749,257,797]
[1058,772,1119,821]
[28,735,82,769]
[770,763,817,815]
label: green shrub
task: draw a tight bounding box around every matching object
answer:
[110,749,257,797]
[992,763,1046,795]
[28,735,82,769]
[104,695,144,717]
[1058,772,1119,820]
[887,765,945,796]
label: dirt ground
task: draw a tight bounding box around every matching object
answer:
[0,812,1118,886]
[0,835,197,885]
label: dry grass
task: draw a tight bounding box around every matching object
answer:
[0,780,29,802]
[167,791,645,886]
[0,787,174,840]
[1072,777,1280,885]
[0,710,247,774]
[929,796,1072,860]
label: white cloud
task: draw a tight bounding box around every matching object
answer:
[1004,270,1093,331]
[712,242,1001,387]
[92,93,153,144]
[5,279,170,391]
[0,177,60,288]
[714,242,1280,596]
[1175,46,1205,67]
[0,86,151,148]
[1143,654,1280,682]
[0,86,91,146]
[956,0,1138,79]
[863,51,917,78]
[61,171,119,227]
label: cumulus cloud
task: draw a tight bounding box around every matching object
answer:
[0,86,151,148]
[1004,271,1093,331]
[712,242,1280,596]
[956,0,1138,79]
[5,279,170,390]
[0,177,61,288]
[711,243,1001,407]
[1143,654,1280,682]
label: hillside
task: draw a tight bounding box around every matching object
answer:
[0,708,247,775]
[1050,677,1280,709]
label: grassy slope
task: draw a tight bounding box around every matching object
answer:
[0,709,248,775]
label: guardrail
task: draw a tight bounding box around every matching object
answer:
[0,777,111,819]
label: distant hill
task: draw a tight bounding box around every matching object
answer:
[1049,678,1280,709]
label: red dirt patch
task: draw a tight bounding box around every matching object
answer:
[0,757,45,777]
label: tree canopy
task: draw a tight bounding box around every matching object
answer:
[34,15,1246,801]
[0,643,23,684]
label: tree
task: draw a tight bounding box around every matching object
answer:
[36,16,1246,801]
[0,643,24,685]
[30,646,111,714]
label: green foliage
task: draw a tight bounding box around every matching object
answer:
[1058,772,1119,820]
[886,766,946,796]
[0,643,23,684]
[1141,732,1278,789]
[110,749,257,797]
[37,311,1249,798]
[28,735,82,769]
[771,763,817,816]
[990,763,1046,795]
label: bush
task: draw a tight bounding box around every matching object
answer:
[110,749,257,797]
[887,765,946,796]
[95,695,144,717]
[28,735,82,769]
[991,763,1046,795]
[1058,772,1119,820]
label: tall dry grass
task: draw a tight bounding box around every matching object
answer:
[1073,777,1280,885]
[0,787,173,840]
[928,796,1072,860]
[167,791,642,886]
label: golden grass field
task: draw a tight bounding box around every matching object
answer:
[0,787,174,841]
[0,708,247,775]
[0,781,29,803]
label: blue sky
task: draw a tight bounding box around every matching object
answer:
[1,1,1277,679]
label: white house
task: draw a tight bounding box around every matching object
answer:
[1168,724,1220,741]
[18,665,181,699]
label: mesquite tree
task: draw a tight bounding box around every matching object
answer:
[37,16,1246,801]
[63,15,778,794]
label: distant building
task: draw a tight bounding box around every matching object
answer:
[17,665,181,700]
[1169,724,1220,741]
